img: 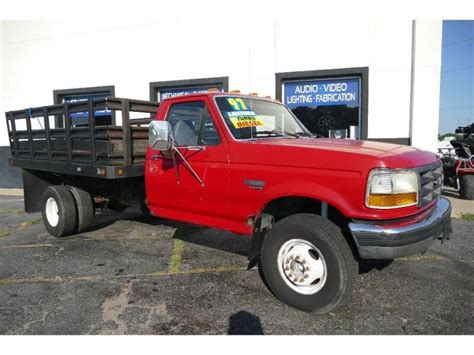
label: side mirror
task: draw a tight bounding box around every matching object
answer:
[149,120,173,151]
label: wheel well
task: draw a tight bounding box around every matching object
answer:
[248,196,359,265]
[261,196,348,229]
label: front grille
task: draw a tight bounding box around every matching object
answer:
[417,162,443,207]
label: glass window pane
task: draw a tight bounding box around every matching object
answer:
[201,109,220,146]
[166,101,220,146]
[283,77,361,138]
[216,96,311,140]
[167,102,204,146]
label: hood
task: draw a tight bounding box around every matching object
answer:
[255,138,416,157]
[231,138,438,170]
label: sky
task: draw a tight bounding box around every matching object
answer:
[439,20,474,134]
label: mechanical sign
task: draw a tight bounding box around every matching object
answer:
[158,85,224,101]
[283,78,360,109]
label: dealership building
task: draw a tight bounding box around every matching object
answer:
[0,19,443,187]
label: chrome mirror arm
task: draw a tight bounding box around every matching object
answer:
[172,145,205,187]
[170,139,180,184]
[169,138,205,187]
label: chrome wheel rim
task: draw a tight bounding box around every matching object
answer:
[45,197,59,227]
[277,239,327,295]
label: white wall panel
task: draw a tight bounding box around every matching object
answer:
[1,19,442,151]
[410,21,443,152]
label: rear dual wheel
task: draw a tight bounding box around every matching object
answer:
[68,186,94,233]
[41,185,94,237]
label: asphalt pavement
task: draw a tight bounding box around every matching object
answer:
[0,195,472,335]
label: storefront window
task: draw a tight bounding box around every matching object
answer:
[282,77,361,138]
[62,92,113,126]
[150,77,229,102]
[53,86,115,127]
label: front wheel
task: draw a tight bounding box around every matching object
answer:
[259,214,358,313]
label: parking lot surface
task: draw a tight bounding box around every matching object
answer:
[0,194,473,335]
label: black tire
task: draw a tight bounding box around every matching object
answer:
[459,175,474,200]
[317,115,336,135]
[41,185,77,237]
[67,186,94,233]
[259,213,358,313]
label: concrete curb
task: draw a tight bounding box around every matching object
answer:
[0,189,24,196]
[442,187,474,217]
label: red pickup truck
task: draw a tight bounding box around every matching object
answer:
[6,93,452,313]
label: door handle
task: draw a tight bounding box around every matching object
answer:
[186,146,206,151]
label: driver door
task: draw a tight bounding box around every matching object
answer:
[146,99,230,229]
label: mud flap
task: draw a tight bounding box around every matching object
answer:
[23,169,60,212]
[439,219,453,244]
[247,213,274,269]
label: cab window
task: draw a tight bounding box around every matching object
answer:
[166,101,220,147]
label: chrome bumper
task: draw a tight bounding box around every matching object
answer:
[349,197,452,259]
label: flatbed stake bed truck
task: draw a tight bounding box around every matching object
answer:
[5,93,452,313]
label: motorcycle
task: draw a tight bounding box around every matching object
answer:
[441,124,474,200]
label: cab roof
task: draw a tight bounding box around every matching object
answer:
[160,91,278,103]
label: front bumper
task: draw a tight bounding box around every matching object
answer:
[349,197,452,259]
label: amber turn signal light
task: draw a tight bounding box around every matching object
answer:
[367,192,417,208]
[115,167,125,176]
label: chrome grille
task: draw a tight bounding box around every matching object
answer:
[417,163,443,207]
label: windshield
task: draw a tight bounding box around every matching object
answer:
[215,96,312,140]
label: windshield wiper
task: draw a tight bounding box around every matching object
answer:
[253,130,282,138]
[254,130,300,138]
[252,130,320,139]
[294,131,314,138]
[294,131,324,138]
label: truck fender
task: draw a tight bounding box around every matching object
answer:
[259,180,354,219]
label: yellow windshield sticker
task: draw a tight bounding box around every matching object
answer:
[227,97,248,111]
[227,110,256,118]
[229,115,264,129]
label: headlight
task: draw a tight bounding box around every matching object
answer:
[366,169,418,209]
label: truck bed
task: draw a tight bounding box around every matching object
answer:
[5,97,159,179]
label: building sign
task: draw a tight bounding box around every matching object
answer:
[63,93,112,125]
[158,85,224,101]
[283,78,360,108]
